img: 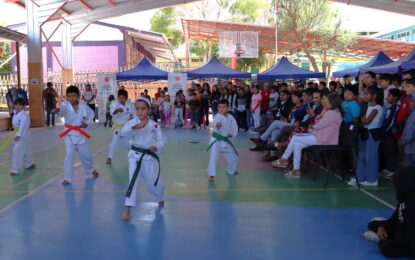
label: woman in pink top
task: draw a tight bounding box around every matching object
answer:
[250,86,262,128]
[274,94,343,178]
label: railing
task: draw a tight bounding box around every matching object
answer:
[0,65,171,108]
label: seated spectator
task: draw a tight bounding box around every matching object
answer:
[364,166,415,258]
[273,90,293,120]
[341,86,361,122]
[273,94,342,178]
[250,91,303,151]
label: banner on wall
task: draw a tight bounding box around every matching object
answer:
[97,73,117,123]
[168,73,187,98]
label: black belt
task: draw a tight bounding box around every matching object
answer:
[125,146,160,198]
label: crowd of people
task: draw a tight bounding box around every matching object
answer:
[247,71,415,185]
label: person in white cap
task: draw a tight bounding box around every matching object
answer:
[120,97,166,221]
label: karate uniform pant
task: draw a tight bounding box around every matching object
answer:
[125,156,164,207]
[282,134,316,170]
[108,131,129,159]
[207,142,239,177]
[11,137,33,174]
[64,137,94,182]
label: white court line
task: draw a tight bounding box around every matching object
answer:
[0,145,107,216]
[333,174,395,209]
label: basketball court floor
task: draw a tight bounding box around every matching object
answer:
[0,124,400,259]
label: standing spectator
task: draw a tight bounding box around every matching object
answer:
[318,81,327,92]
[200,83,211,128]
[392,74,402,90]
[342,75,353,88]
[155,88,162,99]
[143,89,151,101]
[380,89,401,175]
[379,74,396,106]
[235,87,248,131]
[42,82,58,127]
[341,86,361,122]
[189,93,201,129]
[401,79,415,166]
[104,95,115,127]
[173,90,185,127]
[250,85,262,131]
[245,84,253,128]
[211,85,221,117]
[82,84,97,122]
[268,85,279,115]
[261,83,271,118]
[349,85,383,186]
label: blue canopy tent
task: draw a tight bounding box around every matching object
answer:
[257,56,325,80]
[332,51,393,78]
[116,57,168,80]
[360,48,415,74]
[401,61,415,71]
[187,56,251,78]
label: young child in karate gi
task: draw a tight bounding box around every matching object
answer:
[106,89,135,164]
[9,98,36,175]
[120,97,165,221]
[207,99,239,182]
[53,85,99,185]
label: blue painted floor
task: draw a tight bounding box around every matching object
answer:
[0,126,398,260]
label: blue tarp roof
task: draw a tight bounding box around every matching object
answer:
[116,58,168,80]
[360,48,415,74]
[187,56,251,78]
[257,56,325,80]
[332,51,393,78]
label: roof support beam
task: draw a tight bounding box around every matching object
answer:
[332,0,415,17]
[79,0,94,10]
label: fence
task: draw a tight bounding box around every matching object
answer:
[0,62,175,108]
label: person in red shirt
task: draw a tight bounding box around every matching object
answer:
[261,83,271,114]
[395,81,413,140]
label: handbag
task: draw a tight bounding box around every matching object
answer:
[369,128,384,141]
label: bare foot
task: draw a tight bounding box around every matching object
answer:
[158,200,165,207]
[10,172,18,176]
[121,206,131,221]
[92,170,99,178]
[27,164,36,169]
[106,158,112,165]
[208,176,215,183]
[62,180,71,185]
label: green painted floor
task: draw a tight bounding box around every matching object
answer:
[0,125,396,211]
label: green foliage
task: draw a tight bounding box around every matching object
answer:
[190,40,219,62]
[276,0,356,75]
[226,0,270,23]
[150,7,184,49]
[0,43,12,74]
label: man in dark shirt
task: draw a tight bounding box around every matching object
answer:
[42,82,58,126]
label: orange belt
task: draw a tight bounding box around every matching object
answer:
[59,123,91,139]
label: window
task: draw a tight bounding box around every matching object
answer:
[397,31,410,41]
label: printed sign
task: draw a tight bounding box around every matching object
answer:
[97,73,117,123]
[168,73,187,98]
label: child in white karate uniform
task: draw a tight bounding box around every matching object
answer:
[53,85,99,185]
[10,98,35,175]
[106,89,135,164]
[207,99,239,182]
[120,97,165,221]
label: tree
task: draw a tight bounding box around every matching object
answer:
[276,0,356,77]
[150,7,184,49]
[182,0,270,70]
[226,0,271,24]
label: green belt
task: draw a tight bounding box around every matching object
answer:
[126,146,160,198]
[207,132,239,156]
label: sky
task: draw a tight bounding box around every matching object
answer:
[2,1,415,38]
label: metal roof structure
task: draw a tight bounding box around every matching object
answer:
[182,19,415,59]
[332,0,415,17]
[6,0,200,40]
[94,21,177,61]
[0,26,27,43]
